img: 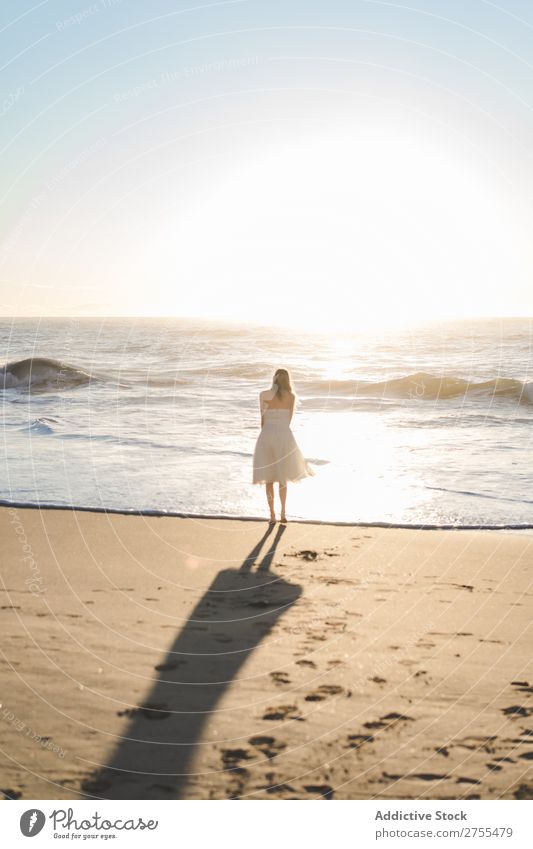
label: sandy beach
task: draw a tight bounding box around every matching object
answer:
[0,506,531,800]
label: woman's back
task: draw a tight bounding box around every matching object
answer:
[262,407,291,429]
[260,389,294,411]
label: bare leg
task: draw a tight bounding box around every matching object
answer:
[265,483,275,522]
[279,483,287,523]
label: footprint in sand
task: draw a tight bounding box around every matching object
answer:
[511,681,533,694]
[305,684,344,702]
[383,711,414,723]
[263,705,303,721]
[429,631,473,638]
[288,550,319,561]
[364,712,414,730]
[325,619,346,632]
[346,734,374,750]
[220,748,254,769]
[514,784,533,799]
[364,719,388,729]
[296,659,316,668]
[140,704,172,720]
[270,671,291,685]
[154,660,187,671]
[449,736,497,754]
[226,779,249,799]
[304,784,334,798]
[261,781,297,795]
[317,576,355,586]
[248,735,287,759]
[413,670,431,684]
[502,705,532,718]
[1,788,22,799]
[444,583,474,592]
[382,772,448,783]
[117,703,171,720]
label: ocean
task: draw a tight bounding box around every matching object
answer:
[1,316,532,527]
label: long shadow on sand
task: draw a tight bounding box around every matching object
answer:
[82,524,301,799]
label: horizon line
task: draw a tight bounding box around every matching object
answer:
[1,314,532,322]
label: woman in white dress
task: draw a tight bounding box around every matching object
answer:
[253,368,314,523]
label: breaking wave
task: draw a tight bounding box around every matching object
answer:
[3,358,533,406]
[1,357,93,392]
[312,372,533,403]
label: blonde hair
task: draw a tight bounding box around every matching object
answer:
[272,368,292,398]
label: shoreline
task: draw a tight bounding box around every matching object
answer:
[0,506,531,800]
[1,499,532,531]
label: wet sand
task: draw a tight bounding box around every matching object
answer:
[0,506,531,800]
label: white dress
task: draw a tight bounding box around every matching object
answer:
[252,395,315,485]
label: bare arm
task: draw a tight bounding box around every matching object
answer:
[288,393,295,424]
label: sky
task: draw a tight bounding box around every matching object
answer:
[1,0,533,329]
